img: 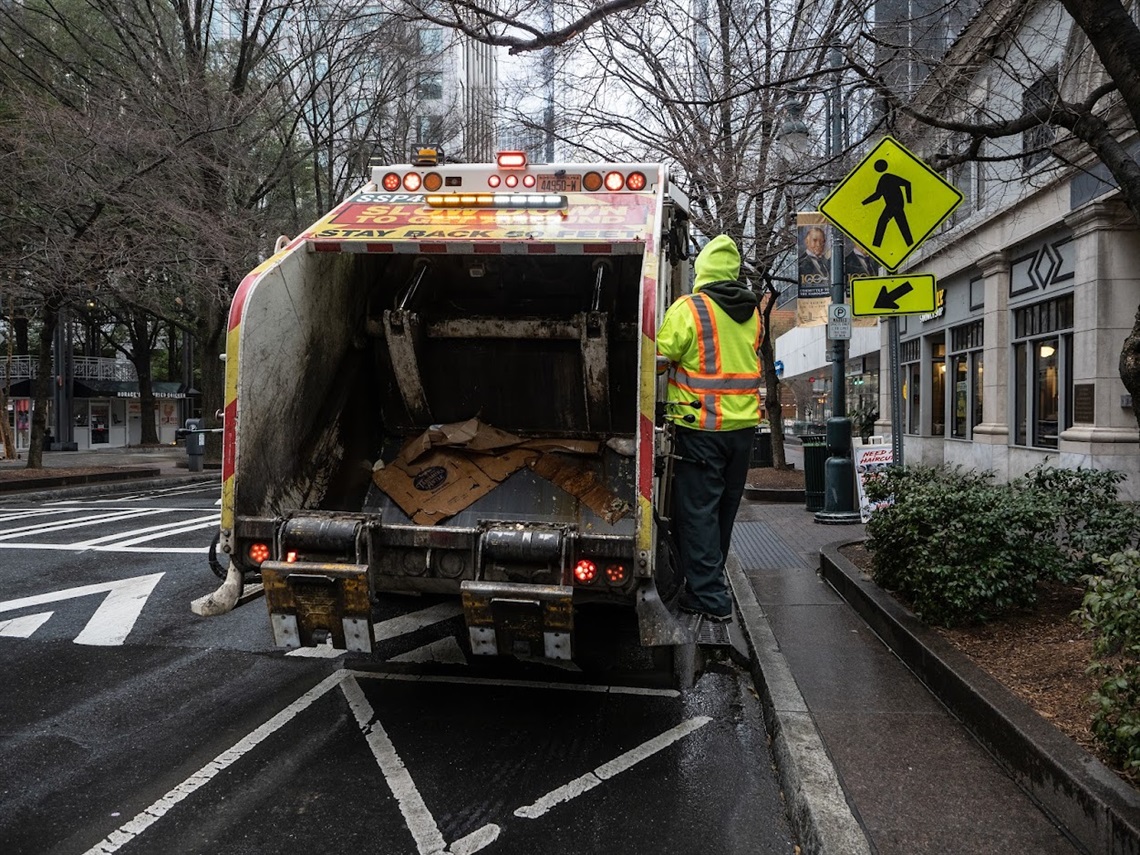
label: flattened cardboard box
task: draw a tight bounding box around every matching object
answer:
[372,418,615,526]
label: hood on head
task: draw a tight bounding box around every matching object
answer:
[693,234,741,291]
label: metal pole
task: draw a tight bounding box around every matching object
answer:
[889,316,904,467]
[815,46,861,525]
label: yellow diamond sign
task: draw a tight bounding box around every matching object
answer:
[819,136,963,271]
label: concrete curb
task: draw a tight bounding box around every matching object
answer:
[820,541,1140,855]
[0,473,219,503]
[726,553,873,855]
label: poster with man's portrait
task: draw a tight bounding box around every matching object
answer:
[796,212,830,327]
[844,242,882,328]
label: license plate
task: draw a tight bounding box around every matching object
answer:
[537,174,581,192]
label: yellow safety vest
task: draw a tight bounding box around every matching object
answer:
[659,291,762,431]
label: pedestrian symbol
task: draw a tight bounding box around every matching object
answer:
[819,137,963,271]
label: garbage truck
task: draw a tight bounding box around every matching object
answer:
[206,148,706,679]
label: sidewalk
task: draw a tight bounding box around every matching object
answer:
[0,445,217,498]
[728,499,1087,855]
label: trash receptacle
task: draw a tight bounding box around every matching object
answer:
[182,418,204,472]
[801,434,827,512]
[749,429,773,468]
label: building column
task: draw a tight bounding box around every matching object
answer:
[1060,200,1140,495]
[972,250,1010,447]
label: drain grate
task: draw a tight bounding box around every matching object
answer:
[730,520,806,570]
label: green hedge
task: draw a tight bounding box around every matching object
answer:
[862,464,1138,627]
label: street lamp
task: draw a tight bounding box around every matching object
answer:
[778,50,860,524]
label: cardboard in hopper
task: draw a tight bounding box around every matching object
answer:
[372,418,629,526]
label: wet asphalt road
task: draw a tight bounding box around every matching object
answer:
[0,482,797,855]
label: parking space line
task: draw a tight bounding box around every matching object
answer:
[353,671,680,698]
[513,716,711,820]
[341,674,453,855]
[81,670,348,855]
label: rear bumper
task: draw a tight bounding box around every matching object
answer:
[261,560,373,652]
[462,581,574,660]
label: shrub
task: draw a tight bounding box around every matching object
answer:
[1075,550,1140,775]
[862,464,1138,626]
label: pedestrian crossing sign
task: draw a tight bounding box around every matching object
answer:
[819,136,963,271]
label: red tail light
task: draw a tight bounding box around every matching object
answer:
[574,559,598,584]
[248,542,271,564]
[497,151,527,169]
[488,174,501,187]
[382,172,401,191]
[626,172,647,191]
[605,564,627,584]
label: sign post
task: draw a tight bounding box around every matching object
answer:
[818,136,962,477]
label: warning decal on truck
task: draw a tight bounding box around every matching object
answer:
[304,192,654,243]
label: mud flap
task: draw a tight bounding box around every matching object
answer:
[191,562,244,617]
[634,579,693,646]
[461,581,574,660]
[261,561,373,653]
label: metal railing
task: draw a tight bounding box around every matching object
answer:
[1,355,137,382]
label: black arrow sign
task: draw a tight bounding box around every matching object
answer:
[874,280,914,310]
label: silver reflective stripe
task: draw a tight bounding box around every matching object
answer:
[672,367,760,392]
[691,294,718,373]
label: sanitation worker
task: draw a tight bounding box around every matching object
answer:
[657,234,762,622]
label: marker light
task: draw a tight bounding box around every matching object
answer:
[523,174,536,188]
[286,551,298,563]
[423,172,443,191]
[248,542,271,564]
[488,174,501,187]
[424,193,566,209]
[626,171,647,191]
[604,171,625,191]
[403,172,422,191]
[497,151,527,169]
[505,174,518,188]
[574,559,598,584]
[382,172,401,191]
[583,172,603,191]
[605,564,627,584]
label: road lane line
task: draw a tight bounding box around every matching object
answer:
[0,509,72,524]
[447,823,500,855]
[0,508,168,540]
[352,671,680,697]
[0,543,209,553]
[286,602,463,658]
[99,517,219,548]
[513,716,711,820]
[81,670,348,855]
[72,514,219,548]
[340,674,448,855]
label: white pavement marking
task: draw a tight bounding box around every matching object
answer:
[512,716,712,820]
[0,611,54,637]
[0,508,72,524]
[71,514,219,548]
[286,601,464,658]
[81,670,347,855]
[447,823,501,855]
[0,543,209,554]
[0,573,164,645]
[340,674,449,855]
[353,671,680,698]
[389,637,466,665]
[99,517,218,548]
[0,508,168,540]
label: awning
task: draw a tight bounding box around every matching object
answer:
[74,380,187,399]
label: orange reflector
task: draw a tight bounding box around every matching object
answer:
[583,172,603,191]
[626,171,647,191]
[497,151,527,169]
[382,172,401,191]
[604,171,624,191]
[605,564,627,584]
[248,542,271,564]
[423,172,443,191]
[403,172,422,191]
[574,559,598,584]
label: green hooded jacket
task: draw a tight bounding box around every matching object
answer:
[657,235,763,431]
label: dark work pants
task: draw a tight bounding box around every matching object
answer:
[671,426,754,613]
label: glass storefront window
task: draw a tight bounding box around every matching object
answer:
[907,363,921,434]
[1033,337,1060,447]
[952,355,968,437]
[1012,295,1072,449]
